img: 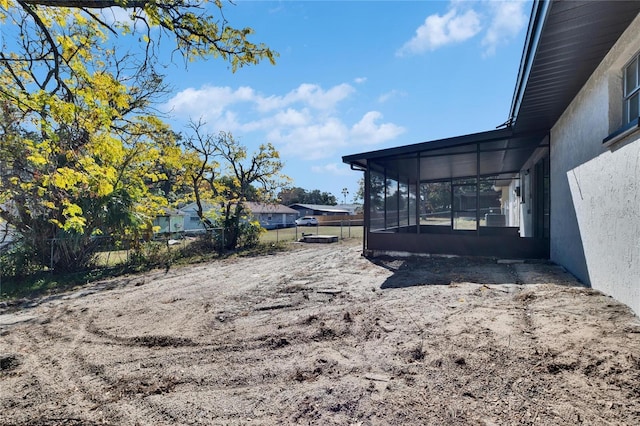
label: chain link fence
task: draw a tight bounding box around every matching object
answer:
[0,222,363,293]
[261,219,364,244]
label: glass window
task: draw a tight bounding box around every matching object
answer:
[625,57,638,96]
[630,92,639,122]
[624,55,640,124]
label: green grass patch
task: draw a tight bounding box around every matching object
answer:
[260,225,363,243]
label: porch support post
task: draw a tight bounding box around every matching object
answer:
[476,143,481,235]
[383,167,387,230]
[364,165,371,252]
[416,152,421,234]
[396,175,400,230]
[450,178,454,229]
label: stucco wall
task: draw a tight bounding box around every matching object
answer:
[550,14,640,315]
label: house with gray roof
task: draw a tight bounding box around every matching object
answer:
[343,0,640,315]
[288,204,352,217]
[180,201,298,231]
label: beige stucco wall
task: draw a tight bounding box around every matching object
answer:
[550,14,640,315]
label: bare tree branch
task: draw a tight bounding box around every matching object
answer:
[22,0,149,8]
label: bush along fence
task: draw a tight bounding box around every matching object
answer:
[0,221,363,288]
[0,228,226,277]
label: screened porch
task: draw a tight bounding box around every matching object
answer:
[343,128,550,258]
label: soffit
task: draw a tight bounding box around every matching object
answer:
[513,1,640,133]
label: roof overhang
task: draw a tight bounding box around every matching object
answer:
[343,128,548,182]
[343,1,640,183]
[511,0,640,133]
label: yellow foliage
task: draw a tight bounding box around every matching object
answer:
[27,153,48,167]
[52,167,88,190]
[0,0,279,245]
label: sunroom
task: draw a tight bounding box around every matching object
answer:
[343,128,550,259]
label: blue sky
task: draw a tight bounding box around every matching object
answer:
[161,1,532,203]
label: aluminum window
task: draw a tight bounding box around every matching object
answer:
[624,54,640,124]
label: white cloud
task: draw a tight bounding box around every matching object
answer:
[350,111,405,145]
[396,0,528,57]
[378,89,406,104]
[277,118,349,160]
[166,82,405,161]
[310,163,353,177]
[481,0,528,56]
[98,7,134,26]
[166,85,256,123]
[273,108,312,128]
[397,8,482,56]
[354,77,367,84]
[256,83,354,112]
[97,6,150,33]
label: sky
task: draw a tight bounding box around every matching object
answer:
[156,0,531,204]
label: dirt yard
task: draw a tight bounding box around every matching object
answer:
[1,239,640,425]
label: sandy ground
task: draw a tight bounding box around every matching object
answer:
[1,239,640,425]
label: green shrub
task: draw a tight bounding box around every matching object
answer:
[0,241,43,278]
[237,220,265,248]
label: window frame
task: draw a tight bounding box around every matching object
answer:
[624,54,640,125]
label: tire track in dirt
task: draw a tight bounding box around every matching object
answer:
[2,241,640,425]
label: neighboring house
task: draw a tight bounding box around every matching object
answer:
[180,201,297,231]
[152,208,185,235]
[0,204,16,249]
[180,202,213,233]
[343,1,640,314]
[244,202,298,229]
[288,204,351,217]
[339,204,364,215]
[0,220,13,249]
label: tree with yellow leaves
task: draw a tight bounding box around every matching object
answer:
[0,0,276,271]
[181,123,288,250]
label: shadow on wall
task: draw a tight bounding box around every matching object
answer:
[563,168,595,288]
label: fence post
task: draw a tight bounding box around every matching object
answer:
[50,238,54,272]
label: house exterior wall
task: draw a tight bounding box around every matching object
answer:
[0,219,13,248]
[497,179,522,230]
[550,14,640,314]
[153,215,185,234]
[180,203,297,231]
[255,213,297,229]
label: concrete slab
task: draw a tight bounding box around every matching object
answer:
[302,235,339,243]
